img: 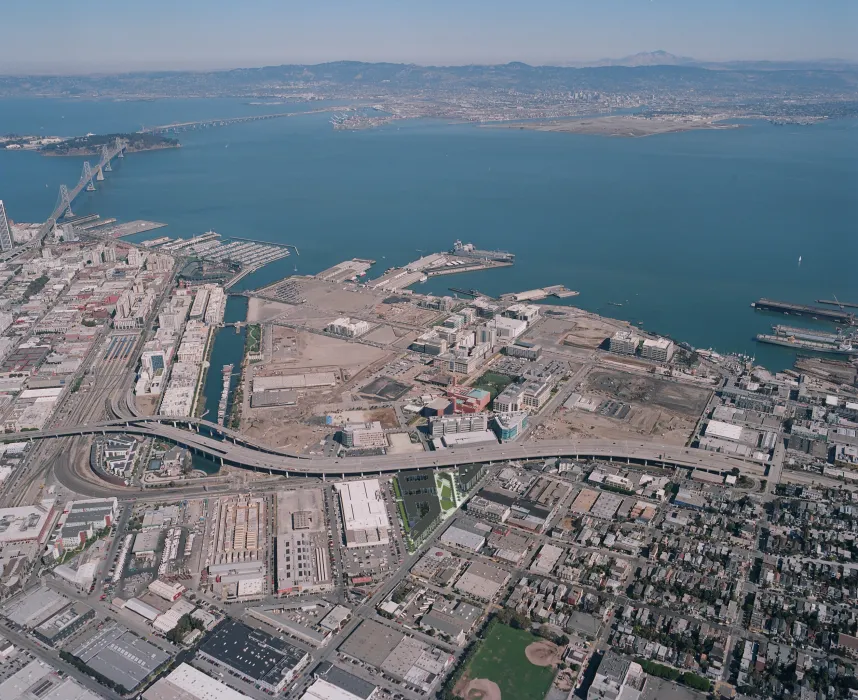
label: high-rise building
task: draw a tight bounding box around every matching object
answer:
[0,200,12,252]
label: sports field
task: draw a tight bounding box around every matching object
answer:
[455,622,555,700]
[472,371,514,401]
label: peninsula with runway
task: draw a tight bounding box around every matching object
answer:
[483,114,744,137]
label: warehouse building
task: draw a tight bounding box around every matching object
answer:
[0,499,56,548]
[0,659,104,700]
[148,579,186,602]
[197,620,310,694]
[301,662,378,700]
[144,663,253,700]
[454,560,510,601]
[334,480,390,548]
[70,624,171,692]
[275,489,333,594]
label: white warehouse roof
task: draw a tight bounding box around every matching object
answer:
[704,420,744,442]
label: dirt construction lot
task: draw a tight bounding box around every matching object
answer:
[586,369,711,417]
[531,367,709,446]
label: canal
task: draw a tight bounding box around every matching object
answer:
[196,294,249,474]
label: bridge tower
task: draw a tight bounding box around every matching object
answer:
[96,166,104,182]
[101,145,112,171]
[0,200,12,252]
[82,162,96,191]
[115,137,125,158]
[56,185,73,218]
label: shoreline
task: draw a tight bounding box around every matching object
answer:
[481,115,747,138]
[41,143,181,157]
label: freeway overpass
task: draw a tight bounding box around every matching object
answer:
[3,416,768,479]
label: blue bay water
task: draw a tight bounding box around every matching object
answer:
[1,98,857,372]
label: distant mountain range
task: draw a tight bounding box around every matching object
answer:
[567,50,858,71]
[0,56,856,100]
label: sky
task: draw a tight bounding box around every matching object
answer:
[1,0,855,74]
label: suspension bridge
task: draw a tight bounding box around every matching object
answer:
[39,137,127,242]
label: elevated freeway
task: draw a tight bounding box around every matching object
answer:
[3,416,767,484]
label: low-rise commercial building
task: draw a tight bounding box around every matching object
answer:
[334,479,391,548]
[144,662,254,700]
[197,620,310,694]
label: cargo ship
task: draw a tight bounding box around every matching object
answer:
[450,240,515,263]
[755,334,858,356]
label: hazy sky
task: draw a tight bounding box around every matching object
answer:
[2,0,855,74]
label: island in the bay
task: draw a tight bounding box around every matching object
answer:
[1,131,179,155]
[40,132,180,156]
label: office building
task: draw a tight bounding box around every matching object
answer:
[609,330,641,355]
[326,317,371,338]
[429,413,488,437]
[503,342,543,360]
[640,337,675,362]
[493,412,528,442]
[340,421,387,449]
[491,315,527,340]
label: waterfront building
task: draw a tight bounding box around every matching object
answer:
[609,330,641,355]
[640,337,675,362]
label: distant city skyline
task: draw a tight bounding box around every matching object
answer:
[1,0,855,75]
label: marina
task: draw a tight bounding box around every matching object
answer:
[751,298,855,325]
[217,363,234,425]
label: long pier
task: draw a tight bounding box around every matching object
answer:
[140,107,341,135]
[752,298,854,325]
[817,299,858,310]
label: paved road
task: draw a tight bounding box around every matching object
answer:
[8,419,766,500]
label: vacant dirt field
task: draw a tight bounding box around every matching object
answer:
[247,297,292,323]
[531,406,695,446]
[586,369,711,417]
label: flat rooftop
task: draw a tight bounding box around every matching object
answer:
[143,662,253,700]
[198,620,308,687]
[72,624,171,691]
